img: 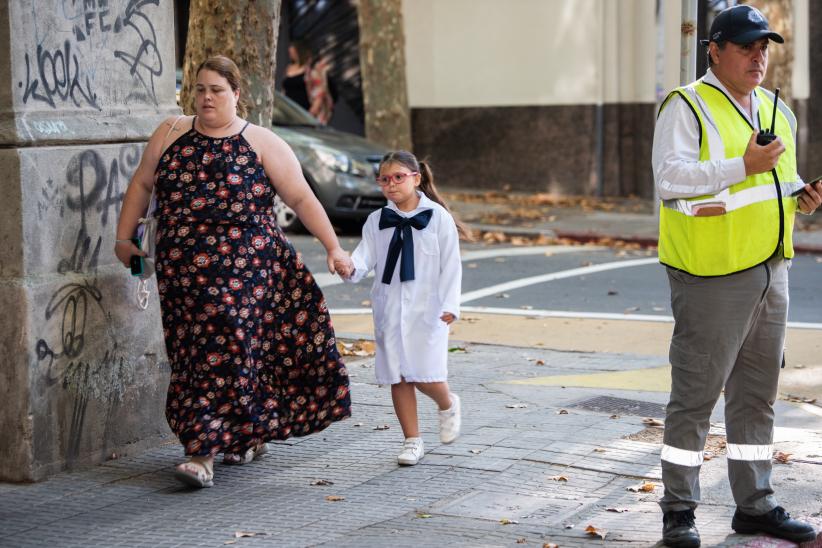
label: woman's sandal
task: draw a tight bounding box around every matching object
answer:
[174,460,214,488]
[222,442,269,465]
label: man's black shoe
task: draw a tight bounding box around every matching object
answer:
[732,506,817,543]
[662,509,701,548]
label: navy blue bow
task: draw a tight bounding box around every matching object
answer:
[378,207,433,284]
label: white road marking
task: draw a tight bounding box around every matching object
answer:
[314,245,594,288]
[459,257,659,303]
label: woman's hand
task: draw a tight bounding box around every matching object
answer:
[114,240,145,269]
[327,247,353,277]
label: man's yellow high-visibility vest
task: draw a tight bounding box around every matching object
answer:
[658,81,800,277]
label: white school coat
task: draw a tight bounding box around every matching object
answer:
[348,192,462,384]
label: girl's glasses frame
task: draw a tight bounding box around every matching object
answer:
[376,171,418,186]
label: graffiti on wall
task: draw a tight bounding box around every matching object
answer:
[34,144,152,405]
[18,0,165,110]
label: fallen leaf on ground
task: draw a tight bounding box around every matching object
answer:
[703,452,713,461]
[416,513,432,518]
[593,448,606,453]
[607,290,618,296]
[609,414,620,419]
[557,409,569,415]
[585,525,607,540]
[516,538,527,544]
[783,394,816,404]
[627,481,658,492]
[234,531,266,538]
[469,449,482,454]
[500,518,519,525]
[520,305,534,310]
[224,542,236,546]
[360,299,371,306]
[467,263,478,269]
[543,544,559,548]
[311,479,334,486]
[624,306,640,313]
[448,346,467,353]
[773,451,793,464]
[336,339,376,357]
[606,507,629,513]
[325,495,345,502]
[496,293,511,298]
[353,422,364,427]
[373,424,390,431]
[642,417,664,427]
[506,403,528,409]
[550,475,568,482]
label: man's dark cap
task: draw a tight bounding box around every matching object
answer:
[699,5,784,46]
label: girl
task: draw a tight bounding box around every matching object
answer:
[341,151,470,465]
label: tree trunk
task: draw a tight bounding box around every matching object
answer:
[181,0,281,127]
[356,0,412,151]
[742,0,793,105]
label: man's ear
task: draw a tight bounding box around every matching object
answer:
[709,43,720,65]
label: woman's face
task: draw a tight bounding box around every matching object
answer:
[194,69,239,123]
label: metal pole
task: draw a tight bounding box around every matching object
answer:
[680,0,698,85]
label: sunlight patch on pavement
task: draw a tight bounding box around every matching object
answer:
[506,365,672,393]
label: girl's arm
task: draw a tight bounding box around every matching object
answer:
[346,214,378,284]
[437,212,463,320]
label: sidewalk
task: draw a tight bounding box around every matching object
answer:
[441,189,822,254]
[1,342,821,547]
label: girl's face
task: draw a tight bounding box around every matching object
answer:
[377,162,420,206]
[194,69,239,124]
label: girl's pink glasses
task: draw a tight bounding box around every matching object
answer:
[376,171,418,186]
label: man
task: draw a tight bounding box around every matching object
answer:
[652,5,821,547]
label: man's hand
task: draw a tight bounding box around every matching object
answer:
[440,312,456,325]
[743,131,785,176]
[797,180,822,215]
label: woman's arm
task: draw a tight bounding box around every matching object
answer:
[254,126,352,274]
[113,115,185,267]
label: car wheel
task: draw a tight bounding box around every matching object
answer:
[273,194,304,232]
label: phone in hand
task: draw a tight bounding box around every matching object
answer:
[791,176,822,197]
[129,237,144,277]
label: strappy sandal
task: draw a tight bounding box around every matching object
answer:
[174,459,214,488]
[222,442,269,465]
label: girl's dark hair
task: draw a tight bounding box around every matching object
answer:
[291,40,314,66]
[380,151,472,241]
[196,55,248,117]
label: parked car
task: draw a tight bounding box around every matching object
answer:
[269,91,388,231]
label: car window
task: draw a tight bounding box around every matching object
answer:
[272,92,320,127]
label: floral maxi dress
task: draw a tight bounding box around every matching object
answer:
[154,121,351,457]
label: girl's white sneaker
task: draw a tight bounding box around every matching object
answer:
[439,393,461,443]
[397,437,424,466]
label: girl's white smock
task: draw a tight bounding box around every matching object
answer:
[348,192,462,384]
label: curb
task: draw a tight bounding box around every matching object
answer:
[469,224,822,254]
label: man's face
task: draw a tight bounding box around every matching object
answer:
[710,37,770,94]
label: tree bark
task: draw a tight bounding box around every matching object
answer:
[356,0,412,151]
[181,0,281,127]
[741,0,793,105]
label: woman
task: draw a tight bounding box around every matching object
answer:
[282,41,334,124]
[114,56,353,488]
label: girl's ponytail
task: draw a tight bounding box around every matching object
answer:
[417,161,472,241]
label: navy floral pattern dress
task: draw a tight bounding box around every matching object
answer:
[154,119,351,457]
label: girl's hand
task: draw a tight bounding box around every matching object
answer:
[440,312,456,325]
[114,240,145,268]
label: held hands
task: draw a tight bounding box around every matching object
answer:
[327,247,354,278]
[797,180,822,214]
[114,239,145,268]
[743,131,785,176]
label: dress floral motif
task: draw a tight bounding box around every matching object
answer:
[154,121,350,456]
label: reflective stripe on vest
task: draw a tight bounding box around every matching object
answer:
[658,82,798,277]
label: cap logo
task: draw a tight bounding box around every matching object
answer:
[713,31,722,40]
[748,9,765,23]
